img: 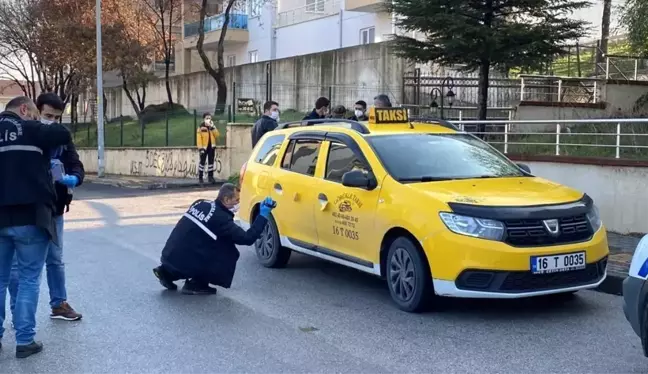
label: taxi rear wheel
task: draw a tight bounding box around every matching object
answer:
[255,214,291,268]
[386,236,434,313]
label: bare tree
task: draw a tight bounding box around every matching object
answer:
[596,0,612,73]
[142,0,183,105]
[196,0,238,113]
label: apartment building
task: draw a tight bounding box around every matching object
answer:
[174,0,398,74]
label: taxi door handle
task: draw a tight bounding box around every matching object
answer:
[318,193,328,202]
[274,183,283,195]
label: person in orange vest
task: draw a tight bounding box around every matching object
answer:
[196,113,219,184]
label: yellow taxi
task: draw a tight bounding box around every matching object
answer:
[236,107,609,312]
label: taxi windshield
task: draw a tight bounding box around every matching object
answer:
[366,133,525,182]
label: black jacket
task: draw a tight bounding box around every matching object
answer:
[302,109,326,124]
[251,115,277,148]
[349,114,369,121]
[53,141,85,216]
[161,199,268,288]
[0,111,72,240]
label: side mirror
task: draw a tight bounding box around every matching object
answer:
[342,169,377,190]
[517,163,531,173]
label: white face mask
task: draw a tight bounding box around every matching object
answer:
[230,203,240,213]
[270,110,279,120]
[354,110,364,118]
[41,119,54,125]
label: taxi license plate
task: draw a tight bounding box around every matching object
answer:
[530,252,586,274]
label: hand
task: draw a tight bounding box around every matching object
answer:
[259,197,276,218]
[60,174,78,188]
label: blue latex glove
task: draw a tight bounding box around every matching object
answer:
[60,175,78,188]
[259,197,276,218]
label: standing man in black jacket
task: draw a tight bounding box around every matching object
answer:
[8,93,84,322]
[0,96,72,358]
[251,100,279,148]
[153,183,274,295]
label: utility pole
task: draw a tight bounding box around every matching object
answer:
[96,0,105,177]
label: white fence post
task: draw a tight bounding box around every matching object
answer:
[635,60,638,80]
[504,111,511,154]
[593,82,598,103]
[520,77,525,101]
[458,110,464,131]
[606,57,610,79]
[616,123,621,159]
[557,79,562,102]
[555,124,561,156]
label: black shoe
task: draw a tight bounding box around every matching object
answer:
[208,176,217,185]
[199,176,204,185]
[181,279,217,295]
[153,266,178,290]
[16,341,43,359]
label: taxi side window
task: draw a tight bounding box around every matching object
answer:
[255,134,285,166]
[325,142,368,183]
[281,139,321,176]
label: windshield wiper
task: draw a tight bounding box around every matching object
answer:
[398,176,455,182]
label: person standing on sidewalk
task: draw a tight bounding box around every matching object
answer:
[251,100,279,148]
[8,93,84,322]
[196,113,219,185]
[0,96,72,358]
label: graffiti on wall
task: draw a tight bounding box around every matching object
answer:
[129,149,222,178]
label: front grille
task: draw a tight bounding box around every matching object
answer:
[455,256,607,293]
[504,214,592,247]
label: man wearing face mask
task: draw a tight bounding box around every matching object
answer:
[0,96,72,358]
[349,100,368,121]
[153,183,276,295]
[8,93,84,324]
[251,101,279,148]
[302,97,330,123]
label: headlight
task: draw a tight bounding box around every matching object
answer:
[439,212,505,241]
[586,204,602,232]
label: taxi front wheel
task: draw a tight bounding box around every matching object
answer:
[255,214,291,268]
[386,237,435,313]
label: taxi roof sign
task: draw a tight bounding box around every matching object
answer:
[368,107,409,124]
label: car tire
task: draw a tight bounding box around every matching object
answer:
[386,236,434,313]
[254,214,291,268]
[641,300,648,357]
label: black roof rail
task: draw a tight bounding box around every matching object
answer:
[408,116,461,131]
[276,118,371,134]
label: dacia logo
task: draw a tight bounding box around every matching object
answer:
[542,219,561,236]
[338,201,353,212]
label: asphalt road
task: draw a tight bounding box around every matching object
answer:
[1,183,647,373]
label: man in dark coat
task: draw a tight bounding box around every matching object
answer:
[302,97,330,123]
[0,96,72,358]
[8,92,84,323]
[251,100,279,148]
[153,183,275,295]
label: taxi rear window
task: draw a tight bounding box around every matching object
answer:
[366,133,525,182]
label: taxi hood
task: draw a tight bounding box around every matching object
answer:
[408,176,584,207]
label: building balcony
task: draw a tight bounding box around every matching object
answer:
[344,0,384,12]
[183,13,249,49]
[275,0,340,28]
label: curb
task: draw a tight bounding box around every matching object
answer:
[596,272,624,296]
[85,176,225,190]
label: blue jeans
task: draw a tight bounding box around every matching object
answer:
[9,215,66,312]
[0,225,49,345]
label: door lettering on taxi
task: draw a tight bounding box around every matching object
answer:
[331,193,363,240]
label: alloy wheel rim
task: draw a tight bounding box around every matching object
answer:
[388,247,415,302]
[257,225,274,259]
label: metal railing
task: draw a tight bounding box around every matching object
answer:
[519,74,601,104]
[275,0,340,28]
[184,13,249,38]
[451,118,648,159]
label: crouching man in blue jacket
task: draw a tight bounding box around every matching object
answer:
[153,183,275,295]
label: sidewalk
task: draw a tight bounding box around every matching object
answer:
[84,173,639,295]
[84,173,224,190]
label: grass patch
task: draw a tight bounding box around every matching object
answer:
[72,109,307,148]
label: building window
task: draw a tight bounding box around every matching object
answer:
[248,50,258,63]
[306,0,325,12]
[247,0,263,17]
[360,27,375,45]
[227,55,236,67]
